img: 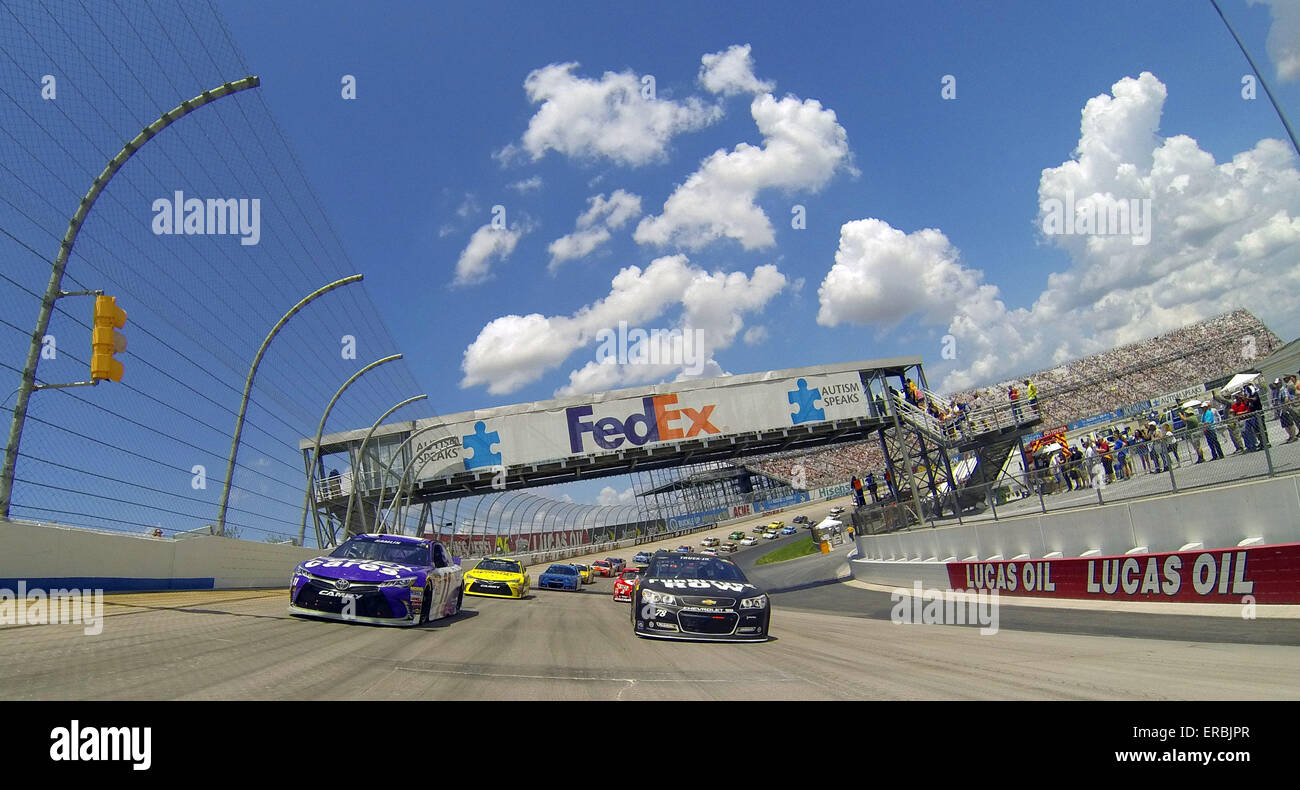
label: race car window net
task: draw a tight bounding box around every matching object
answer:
[476,559,521,573]
[648,558,748,582]
[329,537,430,565]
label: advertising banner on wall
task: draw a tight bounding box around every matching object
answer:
[945,543,1300,604]
[408,371,871,482]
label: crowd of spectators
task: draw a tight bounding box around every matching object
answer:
[743,310,1283,493]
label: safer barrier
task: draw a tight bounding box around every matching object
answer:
[0,518,319,591]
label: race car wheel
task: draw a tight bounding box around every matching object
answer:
[420,584,432,623]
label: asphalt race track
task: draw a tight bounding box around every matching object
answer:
[2,497,1299,700]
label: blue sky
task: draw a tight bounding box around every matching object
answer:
[3,0,1297,532]
[222,0,1298,418]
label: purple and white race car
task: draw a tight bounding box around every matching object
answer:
[289,534,464,626]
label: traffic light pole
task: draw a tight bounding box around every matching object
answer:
[0,76,261,521]
[215,274,363,537]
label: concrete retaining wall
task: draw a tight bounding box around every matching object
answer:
[850,475,1300,595]
[855,475,1300,562]
[0,488,853,592]
[0,519,320,591]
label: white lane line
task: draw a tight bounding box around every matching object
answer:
[617,679,636,701]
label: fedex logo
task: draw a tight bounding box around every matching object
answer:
[566,394,720,453]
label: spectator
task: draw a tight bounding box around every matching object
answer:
[1025,378,1039,415]
[1163,423,1181,467]
[1133,428,1151,473]
[1009,384,1022,423]
[1231,393,1255,451]
[1113,433,1129,481]
[1181,406,1205,464]
[1202,403,1225,460]
[1246,387,1266,451]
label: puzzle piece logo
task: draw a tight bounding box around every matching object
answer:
[787,378,825,425]
[461,421,502,469]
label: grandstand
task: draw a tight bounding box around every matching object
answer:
[743,310,1284,490]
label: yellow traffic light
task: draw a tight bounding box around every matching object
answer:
[91,294,127,382]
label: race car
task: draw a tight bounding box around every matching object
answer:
[718,542,738,553]
[700,537,720,548]
[763,530,780,540]
[606,557,626,574]
[780,526,798,535]
[289,534,464,626]
[631,551,771,642]
[751,525,767,534]
[612,567,641,602]
[728,531,746,541]
[634,551,652,564]
[463,556,530,598]
[571,563,595,584]
[538,564,582,591]
[700,548,718,556]
[591,559,614,577]
[740,536,758,546]
[675,545,692,554]
[792,515,809,524]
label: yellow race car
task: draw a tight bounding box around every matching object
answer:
[463,557,530,598]
[571,563,595,584]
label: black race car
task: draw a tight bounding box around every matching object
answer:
[631,550,770,642]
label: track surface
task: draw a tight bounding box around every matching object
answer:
[3,497,1299,700]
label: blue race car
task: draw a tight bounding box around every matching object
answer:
[538,564,581,591]
[289,534,464,626]
[634,551,652,564]
[780,526,798,535]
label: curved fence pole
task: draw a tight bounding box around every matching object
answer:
[217,274,363,536]
[1,76,262,520]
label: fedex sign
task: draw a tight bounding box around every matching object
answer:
[566,394,720,453]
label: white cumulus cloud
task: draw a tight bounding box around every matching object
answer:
[699,44,774,96]
[815,71,1300,392]
[502,62,722,167]
[548,189,642,270]
[597,485,636,506]
[635,93,851,250]
[1248,0,1300,81]
[460,255,786,396]
[453,223,527,287]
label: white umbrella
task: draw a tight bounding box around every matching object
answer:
[1221,373,1260,396]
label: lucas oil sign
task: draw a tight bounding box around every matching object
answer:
[945,543,1300,604]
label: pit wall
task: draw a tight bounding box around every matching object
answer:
[850,475,1300,603]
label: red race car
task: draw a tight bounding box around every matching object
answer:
[612,567,641,602]
[591,559,614,577]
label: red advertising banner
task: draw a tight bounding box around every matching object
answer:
[945,543,1300,604]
